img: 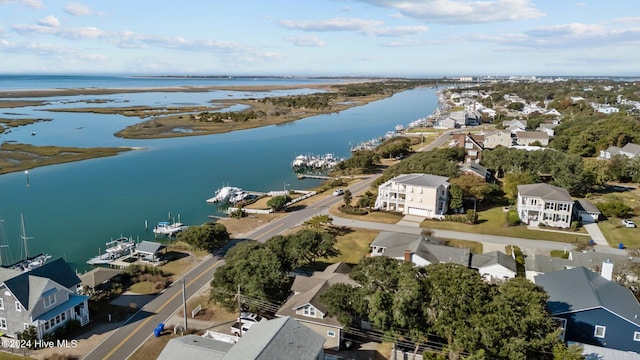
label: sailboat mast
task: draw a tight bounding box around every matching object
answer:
[20,213,32,260]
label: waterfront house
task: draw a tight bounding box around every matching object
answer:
[370,232,517,281]
[374,173,450,219]
[158,317,325,360]
[0,258,90,339]
[534,267,640,354]
[276,262,356,351]
[482,130,513,149]
[514,131,549,146]
[517,183,574,228]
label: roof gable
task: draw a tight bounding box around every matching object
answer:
[534,267,640,325]
[517,183,573,202]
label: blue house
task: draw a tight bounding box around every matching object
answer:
[534,266,640,354]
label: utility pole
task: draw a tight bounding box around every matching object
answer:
[237,285,242,337]
[182,278,187,333]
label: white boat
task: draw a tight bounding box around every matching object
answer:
[86,236,136,265]
[1,213,51,272]
[207,186,243,204]
[153,221,188,236]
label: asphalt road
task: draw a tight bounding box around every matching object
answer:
[82,256,225,360]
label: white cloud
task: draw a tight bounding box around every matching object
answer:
[355,0,545,24]
[38,15,61,28]
[279,18,384,32]
[64,2,93,16]
[0,0,44,8]
[285,35,325,47]
[279,17,426,37]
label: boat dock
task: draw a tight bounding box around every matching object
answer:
[297,174,333,180]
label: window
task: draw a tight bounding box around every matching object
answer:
[303,305,316,317]
[0,298,3,310]
[49,319,55,328]
[61,312,66,322]
[43,293,56,308]
[0,318,6,330]
[327,330,336,338]
[634,332,640,342]
[465,142,473,149]
[545,202,555,210]
[552,318,567,340]
[44,322,50,330]
[15,302,21,312]
[55,315,61,324]
[558,203,569,212]
[594,325,606,338]
[23,324,30,330]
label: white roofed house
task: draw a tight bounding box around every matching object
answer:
[374,173,450,219]
[0,258,90,340]
[517,183,574,228]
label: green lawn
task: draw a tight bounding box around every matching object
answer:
[325,228,379,265]
[421,207,589,243]
[128,281,159,295]
[597,218,640,249]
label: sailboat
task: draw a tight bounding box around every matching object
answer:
[1,213,51,272]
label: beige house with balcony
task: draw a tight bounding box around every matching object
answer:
[374,173,450,219]
[517,183,574,228]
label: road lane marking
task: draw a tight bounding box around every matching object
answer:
[101,259,224,360]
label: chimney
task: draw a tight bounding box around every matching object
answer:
[404,250,411,262]
[601,260,614,281]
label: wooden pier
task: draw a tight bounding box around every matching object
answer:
[297,174,334,180]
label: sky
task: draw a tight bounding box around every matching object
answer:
[0,0,639,77]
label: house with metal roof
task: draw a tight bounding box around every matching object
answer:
[0,258,90,339]
[374,173,450,219]
[517,183,574,228]
[534,267,640,354]
[370,232,517,281]
[158,316,325,360]
[275,262,356,351]
[135,240,167,263]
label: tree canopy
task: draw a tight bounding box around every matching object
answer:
[177,222,229,252]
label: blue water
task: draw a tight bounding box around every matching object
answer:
[0,76,437,272]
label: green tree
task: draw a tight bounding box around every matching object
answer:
[424,263,490,358]
[303,214,333,230]
[177,222,229,252]
[343,189,352,208]
[267,195,291,211]
[450,174,491,202]
[319,283,365,327]
[503,171,539,202]
[552,343,585,360]
[479,278,561,359]
[449,184,463,211]
[210,241,291,311]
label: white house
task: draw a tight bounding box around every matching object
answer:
[517,183,574,228]
[370,232,517,281]
[374,173,450,219]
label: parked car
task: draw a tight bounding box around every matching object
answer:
[332,189,344,196]
[239,312,264,324]
[622,219,637,228]
[230,321,255,336]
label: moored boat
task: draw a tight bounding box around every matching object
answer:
[153,221,188,236]
[86,236,136,265]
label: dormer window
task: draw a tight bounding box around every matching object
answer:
[43,288,57,308]
[303,305,316,317]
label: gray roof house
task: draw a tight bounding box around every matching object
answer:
[517,183,574,228]
[370,232,517,281]
[374,173,450,219]
[276,262,356,351]
[534,267,640,354]
[574,199,601,223]
[515,131,549,146]
[158,316,325,360]
[135,240,167,263]
[600,142,640,160]
[525,251,640,282]
[0,258,90,339]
